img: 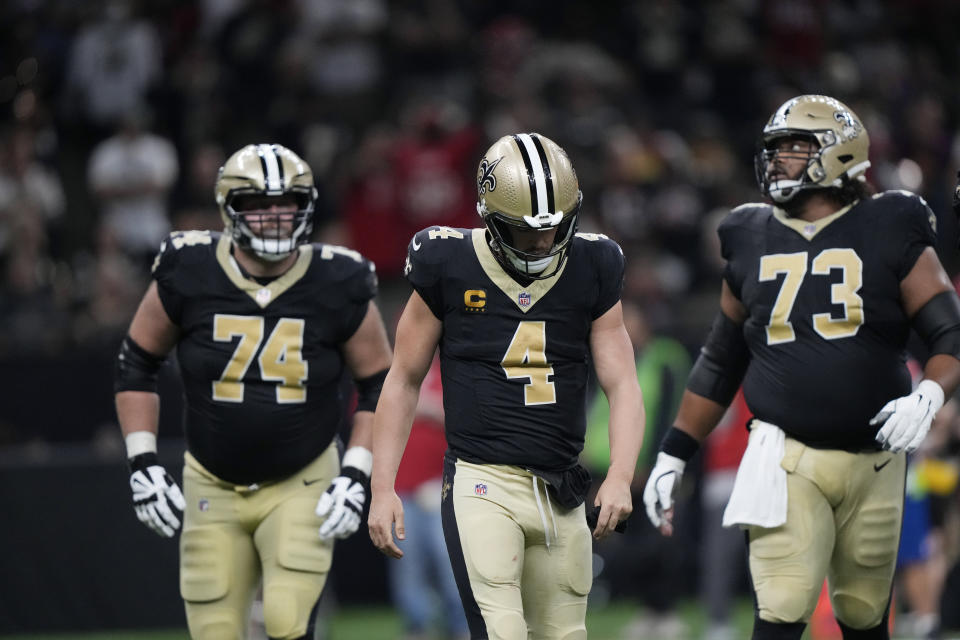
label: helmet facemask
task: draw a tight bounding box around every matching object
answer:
[480,192,581,280]
[755,134,825,203]
[225,190,314,261]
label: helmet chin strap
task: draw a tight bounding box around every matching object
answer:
[769,179,803,202]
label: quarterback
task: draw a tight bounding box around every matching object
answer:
[369,133,645,640]
[114,144,393,639]
[643,95,960,639]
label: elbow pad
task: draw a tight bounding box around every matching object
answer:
[912,290,960,361]
[686,312,749,405]
[114,336,165,393]
[354,368,388,413]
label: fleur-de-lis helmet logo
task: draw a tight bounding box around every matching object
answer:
[478,156,503,195]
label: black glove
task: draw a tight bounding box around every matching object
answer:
[128,452,186,537]
[586,504,628,534]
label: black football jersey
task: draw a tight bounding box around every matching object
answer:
[719,191,938,450]
[152,230,377,484]
[405,226,625,471]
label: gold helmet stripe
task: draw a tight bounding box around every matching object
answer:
[513,133,550,215]
[256,143,284,194]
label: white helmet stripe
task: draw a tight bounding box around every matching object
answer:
[516,133,549,215]
[257,144,283,193]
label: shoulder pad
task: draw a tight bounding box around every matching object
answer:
[573,232,625,279]
[405,226,472,292]
[312,243,378,301]
[152,230,218,278]
[408,226,472,262]
[574,231,624,259]
[870,190,937,233]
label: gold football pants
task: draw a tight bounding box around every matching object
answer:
[441,457,592,640]
[179,444,339,640]
[748,437,905,630]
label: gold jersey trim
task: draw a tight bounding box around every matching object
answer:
[470,228,566,313]
[215,234,313,308]
[772,201,855,240]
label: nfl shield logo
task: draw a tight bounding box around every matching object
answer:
[198,499,210,512]
[474,483,487,496]
[518,292,531,307]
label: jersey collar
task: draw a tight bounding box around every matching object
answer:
[216,234,313,308]
[471,228,567,313]
[771,201,855,241]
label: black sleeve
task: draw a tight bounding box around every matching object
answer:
[151,235,185,325]
[591,237,625,319]
[339,258,379,341]
[896,193,938,281]
[403,229,446,319]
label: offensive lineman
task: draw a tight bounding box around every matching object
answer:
[643,95,960,639]
[368,132,645,640]
[114,144,393,639]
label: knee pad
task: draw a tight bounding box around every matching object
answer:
[180,527,231,602]
[752,618,806,640]
[556,629,587,640]
[754,576,818,624]
[262,583,319,640]
[489,610,526,640]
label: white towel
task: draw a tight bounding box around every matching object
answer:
[722,420,788,529]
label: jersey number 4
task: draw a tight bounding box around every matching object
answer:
[760,249,864,345]
[212,314,308,403]
[502,321,556,405]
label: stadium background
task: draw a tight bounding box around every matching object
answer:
[1,0,959,637]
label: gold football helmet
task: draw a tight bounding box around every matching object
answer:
[755,95,871,203]
[476,133,582,279]
[215,143,317,261]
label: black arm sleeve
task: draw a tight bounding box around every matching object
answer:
[686,312,750,406]
[354,368,389,413]
[114,335,166,393]
[912,290,960,361]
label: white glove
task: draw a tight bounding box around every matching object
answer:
[316,468,367,539]
[642,452,686,528]
[871,379,945,454]
[129,453,186,538]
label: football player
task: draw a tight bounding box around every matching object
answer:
[642,95,960,640]
[368,133,645,640]
[114,144,393,640]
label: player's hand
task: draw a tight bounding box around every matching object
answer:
[368,490,405,559]
[129,452,186,538]
[591,473,632,539]
[316,466,368,540]
[642,452,686,536]
[871,379,945,453]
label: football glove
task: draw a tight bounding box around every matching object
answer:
[642,452,686,528]
[129,452,186,538]
[316,466,368,540]
[871,379,944,453]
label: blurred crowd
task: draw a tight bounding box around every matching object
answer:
[2,0,960,357]
[2,1,960,636]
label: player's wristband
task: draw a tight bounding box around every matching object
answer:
[125,431,157,459]
[659,427,699,463]
[342,446,373,477]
